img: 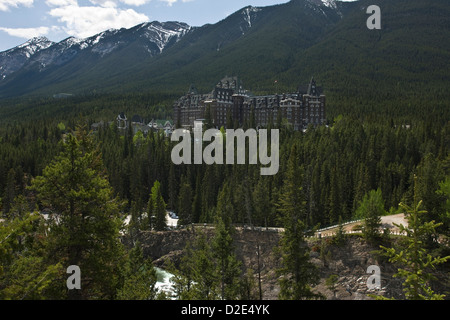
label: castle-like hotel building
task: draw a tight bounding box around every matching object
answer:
[173,76,326,131]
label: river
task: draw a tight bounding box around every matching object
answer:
[155,267,176,299]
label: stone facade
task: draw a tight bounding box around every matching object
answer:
[173,76,326,130]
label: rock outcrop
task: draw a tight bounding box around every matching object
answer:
[130,227,449,300]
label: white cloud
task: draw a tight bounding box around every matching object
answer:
[88,0,118,7]
[0,0,33,11]
[120,0,151,6]
[0,0,155,44]
[158,0,193,7]
[48,3,149,38]
[45,0,76,6]
[0,26,55,39]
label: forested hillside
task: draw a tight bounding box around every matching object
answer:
[1,104,448,299]
[2,0,449,117]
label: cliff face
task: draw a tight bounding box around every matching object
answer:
[132,228,449,300]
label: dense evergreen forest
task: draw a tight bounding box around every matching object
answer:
[1,93,448,227]
[0,90,449,300]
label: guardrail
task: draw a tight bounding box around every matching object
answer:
[308,229,408,239]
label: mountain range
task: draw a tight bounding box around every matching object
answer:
[0,20,191,97]
[0,0,449,117]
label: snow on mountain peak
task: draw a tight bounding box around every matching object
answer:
[307,0,337,9]
[16,36,54,57]
[322,0,337,9]
[0,20,191,79]
[240,6,262,33]
[18,36,52,47]
[139,21,191,53]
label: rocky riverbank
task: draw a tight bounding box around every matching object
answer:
[131,227,449,300]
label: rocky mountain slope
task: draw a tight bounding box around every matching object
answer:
[0,36,54,80]
[0,21,191,97]
[0,0,346,98]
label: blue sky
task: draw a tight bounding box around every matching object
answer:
[0,0,355,52]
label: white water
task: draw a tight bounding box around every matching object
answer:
[155,267,176,299]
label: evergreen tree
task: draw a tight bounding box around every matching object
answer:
[172,217,242,300]
[185,232,220,300]
[169,240,196,300]
[30,126,125,299]
[252,177,272,227]
[333,215,347,246]
[436,176,450,237]
[275,144,322,300]
[200,166,217,223]
[178,176,193,226]
[355,189,385,243]
[150,181,167,231]
[240,268,258,300]
[117,242,158,300]
[215,181,234,229]
[168,162,178,212]
[146,189,154,231]
[327,165,341,225]
[0,210,62,300]
[212,217,242,300]
[415,154,446,244]
[380,176,450,300]
[128,200,143,241]
[3,168,16,215]
[191,174,202,223]
[326,274,339,299]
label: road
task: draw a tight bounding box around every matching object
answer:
[317,213,408,238]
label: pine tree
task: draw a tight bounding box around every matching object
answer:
[328,165,341,226]
[168,162,178,212]
[333,215,347,246]
[117,242,157,300]
[151,181,167,231]
[253,177,273,227]
[171,216,242,300]
[0,209,62,300]
[169,240,196,300]
[3,168,16,215]
[191,174,202,223]
[128,200,143,241]
[240,268,258,300]
[185,232,220,300]
[30,126,125,300]
[215,181,234,229]
[146,189,154,230]
[178,176,193,226]
[212,216,242,300]
[275,144,322,300]
[436,176,450,237]
[355,189,385,243]
[326,274,339,299]
[200,166,217,223]
[380,176,450,300]
[415,154,446,244]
